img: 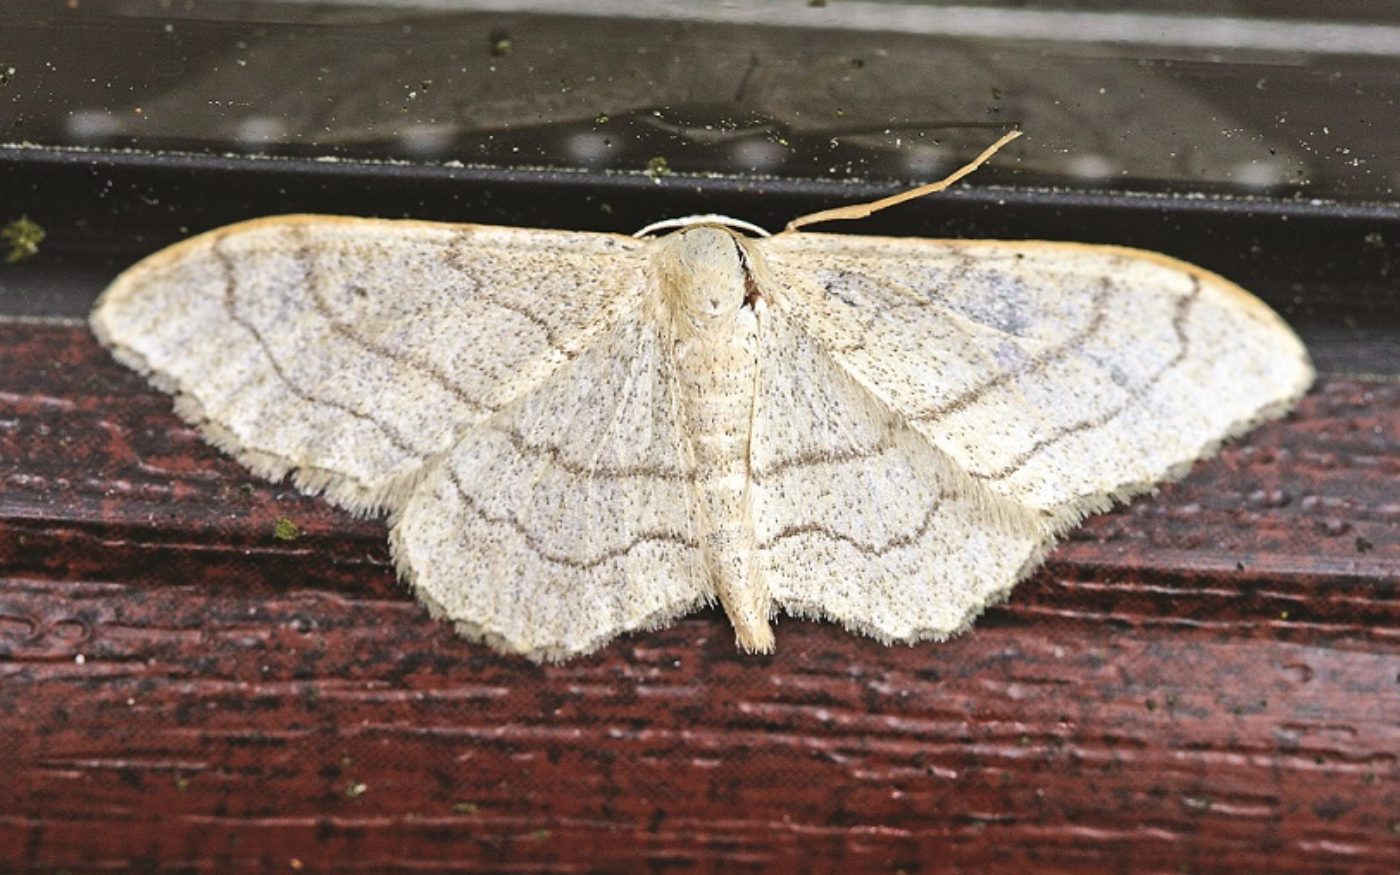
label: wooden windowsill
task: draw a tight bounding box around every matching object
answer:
[2,317,1396,872]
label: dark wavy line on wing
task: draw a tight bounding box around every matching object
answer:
[214,235,424,458]
[495,425,694,481]
[752,429,897,482]
[290,235,494,415]
[817,257,1115,428]
[443,233,575,357]
[757,494,941,554]
[913,277,1113,422]
[978,278,1201,481]
[446,466,698,569]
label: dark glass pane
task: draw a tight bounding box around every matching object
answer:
[4,0,1396,200]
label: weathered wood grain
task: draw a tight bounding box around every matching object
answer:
[2,321,1397,874]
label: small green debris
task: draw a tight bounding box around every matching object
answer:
[0,66,14,87]
[489,30,513,57]
[272,517,301,541]
[2,215,45,263]
[452,801,479,815]
[1355,536,1373,554]
[529,829,552,840]
[646,155,671,177]
[345,781,367,798]
[1363,231,1384,250]
[238,482,255,498]
[595,112,609,125]
[174,774,190,791]
[1145,698,1157,711]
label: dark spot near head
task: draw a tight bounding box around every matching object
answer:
[743,275,762,309]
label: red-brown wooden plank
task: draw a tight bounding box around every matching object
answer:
[2,321,1397,874]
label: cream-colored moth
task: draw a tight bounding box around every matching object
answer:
[92,132,1313,661]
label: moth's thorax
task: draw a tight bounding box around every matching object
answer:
[654,225,762,335]
[662,224,762,394]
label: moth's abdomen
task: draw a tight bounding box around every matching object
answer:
[673,305,773,653]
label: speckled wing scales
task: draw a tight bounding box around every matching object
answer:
[751,309,1046,642]
[91,216,645,514]
[760,233,1314,526]
[389,308,712,661]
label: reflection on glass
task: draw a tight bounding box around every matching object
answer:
[1,1,1395,200]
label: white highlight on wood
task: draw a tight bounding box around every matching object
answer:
[91,136,1313,661]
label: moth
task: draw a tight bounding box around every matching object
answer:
[91,133,1313,660]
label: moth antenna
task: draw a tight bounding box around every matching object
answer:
[782,129,1022,233]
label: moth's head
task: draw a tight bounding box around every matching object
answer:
[655,225,761,323]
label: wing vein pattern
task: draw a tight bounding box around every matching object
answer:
[761,233,1312,518]
[390,305,712,660]
[93,216,646,514]
[214,237,426,458]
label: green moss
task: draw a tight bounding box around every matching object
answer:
[646,155,671,178]
[272,517,301,541]
[2,215,45,263]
